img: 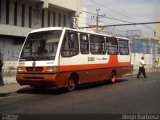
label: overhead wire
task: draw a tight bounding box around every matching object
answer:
[82,11,135,24]
[88,0,155,33]
[84,0,143,35]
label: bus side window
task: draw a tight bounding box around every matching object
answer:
[61,31,79,57]
[80,34,89,54]
[119,39,129,55]
[107,37,118,55]
[90,35,106,55]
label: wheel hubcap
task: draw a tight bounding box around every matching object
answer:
[68,79,75,91]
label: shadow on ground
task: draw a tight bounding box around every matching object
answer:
[16,79,128,95]
[0,93,12,97]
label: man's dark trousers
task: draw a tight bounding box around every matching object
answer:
[137,67,147,78]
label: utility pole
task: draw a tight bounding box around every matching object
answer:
[96,9,100,33]
[91,9,105,33]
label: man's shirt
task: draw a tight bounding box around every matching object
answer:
[139,60,145,67]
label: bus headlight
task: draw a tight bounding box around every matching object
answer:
[46,67,58,73]
[17,67,23,72]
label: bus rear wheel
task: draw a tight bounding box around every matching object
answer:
[109,71,116,84]
[67,78,76,92]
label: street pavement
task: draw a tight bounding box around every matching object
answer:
[0,70,159,119]
[0,69,159,120]
[0,71,160,113]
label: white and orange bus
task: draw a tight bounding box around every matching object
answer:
[16,27,131,91]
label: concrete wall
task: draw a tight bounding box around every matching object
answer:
[44,0,82,14]
[0,37,22,84]
[78,8,87,28]
[131,53,153,70]
[0,24,32,37]
[0,37,22,67]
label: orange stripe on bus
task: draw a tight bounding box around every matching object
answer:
[59,55,130,72]
[59,62,130,72]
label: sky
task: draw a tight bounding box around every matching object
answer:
[83,0,160,36]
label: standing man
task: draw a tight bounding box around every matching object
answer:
[137,57,147,79]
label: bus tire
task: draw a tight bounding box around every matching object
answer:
[67,77,76,92]
[109,71,116,84]
[67,73,79,92]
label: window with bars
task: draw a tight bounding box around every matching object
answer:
[42,9,44,28]
[6,0,9,24]
[14,2,17,26]
[29,6,32,28]
[48,11,50,27]
[58,14,61,27]
[22,4,25,27]
[53,12,56,27]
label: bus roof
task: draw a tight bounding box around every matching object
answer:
[30,27,64,33]
[30,27,129,41]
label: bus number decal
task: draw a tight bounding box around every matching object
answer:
[88,57,95,61]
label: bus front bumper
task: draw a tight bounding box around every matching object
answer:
[16,73,59,87]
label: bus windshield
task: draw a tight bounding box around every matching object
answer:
[20,30,62,61]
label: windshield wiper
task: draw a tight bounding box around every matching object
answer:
[21,55,55,61]
[20,55,36,61]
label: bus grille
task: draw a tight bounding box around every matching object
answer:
[26,67,44,72]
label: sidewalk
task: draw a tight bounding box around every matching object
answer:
[124,68,158,77]
[0,84,28,96]
[0,69,157,96]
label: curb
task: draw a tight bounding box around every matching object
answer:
[0,83,26,96]
[0,93,12,97]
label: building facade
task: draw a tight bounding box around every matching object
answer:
[155,17,160,39]
[0,0,82,71]
[0,0,83,83]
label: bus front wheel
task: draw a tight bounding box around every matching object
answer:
[67,78,76,92]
